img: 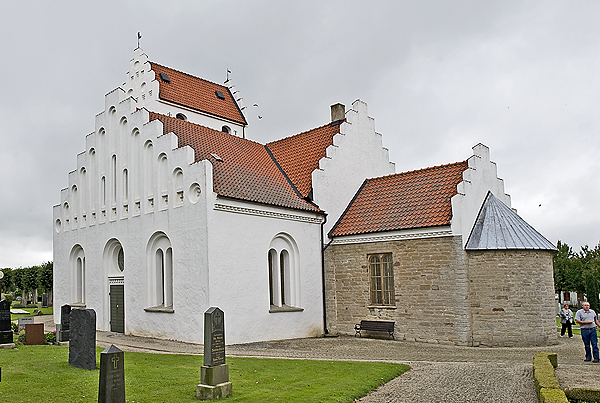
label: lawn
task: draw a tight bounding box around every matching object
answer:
[0,345,409,403]
[10,306,53,321]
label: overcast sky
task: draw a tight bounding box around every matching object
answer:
[1,1,599,268]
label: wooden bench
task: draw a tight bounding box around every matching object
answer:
[354,320,395,340]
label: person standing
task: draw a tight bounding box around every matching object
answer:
[559,303,574,338]
[575,302,600,362]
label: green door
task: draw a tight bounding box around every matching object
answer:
[110,284,125,333]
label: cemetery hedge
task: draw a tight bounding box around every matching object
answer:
[0,345,409,402]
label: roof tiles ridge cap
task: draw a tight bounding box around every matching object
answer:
[267,120,343,145]
[366,160,468,182]
[149,61,228,89]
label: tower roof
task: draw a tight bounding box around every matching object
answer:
[465,191,557,250]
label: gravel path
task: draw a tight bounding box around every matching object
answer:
[357,362,537,403]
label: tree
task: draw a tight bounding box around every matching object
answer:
[554,241,585,299]
[38,261,53,305]
[0,268,14,294]
[12,267,24,301]
[22,266,40,304]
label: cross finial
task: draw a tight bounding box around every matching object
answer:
[137,32,142,49]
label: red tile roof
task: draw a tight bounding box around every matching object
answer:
[329,161,469,237]
[149,63,247,126]
[148,112,318,212]
[267,121,342,198]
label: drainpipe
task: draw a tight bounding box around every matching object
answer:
[320,214,329,335]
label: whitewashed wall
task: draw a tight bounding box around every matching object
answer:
[314,100,396,237]
[451,143,512,246]
[54,55,324,344]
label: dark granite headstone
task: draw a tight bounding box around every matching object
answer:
[69,308,96,370]
[42,293,48,308]
[59,304,71,342]
[98,345,125,403]
[25,323,45,345]
[0,300,12,344]
[203,307,225,367]
[198,307,231,399]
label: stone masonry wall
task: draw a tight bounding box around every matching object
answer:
[325,236,557,347]
[325,235,471,345]
[467,250,556,347]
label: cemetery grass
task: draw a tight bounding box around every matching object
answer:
[0,345,409,403]
[10,306,53,321]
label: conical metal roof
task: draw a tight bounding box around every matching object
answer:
[465,191,557,251]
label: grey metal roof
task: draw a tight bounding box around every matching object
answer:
[465,191,557,251]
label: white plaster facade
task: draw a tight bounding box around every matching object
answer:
[313,100,396,236]
[53,49,326,344]
[451,143,511,246]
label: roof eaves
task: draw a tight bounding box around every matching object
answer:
[156,98,247,126]
[225,86,248,126]
[216,194,322,214]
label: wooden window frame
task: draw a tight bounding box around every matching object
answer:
[369,253,395,306]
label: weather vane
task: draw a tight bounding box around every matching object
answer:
[137,32,142,49]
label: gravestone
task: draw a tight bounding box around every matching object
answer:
[69,308,97,370]
[197,307,232,400]
[42,293,48,308]
[58,304,71,342]
[18,317,35,332]
[98,344,125,403]
[25,323,45,345]
[0,300,13,345]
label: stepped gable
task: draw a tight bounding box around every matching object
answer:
[266,121,343,198]
[330,161,468,237]
[149,112,318,212]
[149,63,247,125]
[466,191,557,250]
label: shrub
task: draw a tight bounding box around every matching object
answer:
[17,330,26,343]
[11,322,18,333]
[564,388,600,402]
[11,303,25,309]
[539,387,569,403]
[26,303,38,308]
[44,331,56,344]
[2,293,13,304]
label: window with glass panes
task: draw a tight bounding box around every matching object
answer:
[369,254,395,306]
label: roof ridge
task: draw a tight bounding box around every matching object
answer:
[370,160,468,181]
[148,110,259,146]
[149,61,228,90]
[267,120,343,145]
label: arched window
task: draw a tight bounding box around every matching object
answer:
[175,113,187,121]
[70,245,85,304]
[173,168,184,206]
[146,232,174,311]
[268,233,300,310]
[221,125,231,134]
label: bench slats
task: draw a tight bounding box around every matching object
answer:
[354,320,395,339]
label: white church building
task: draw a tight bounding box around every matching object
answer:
[53,48,557,346]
